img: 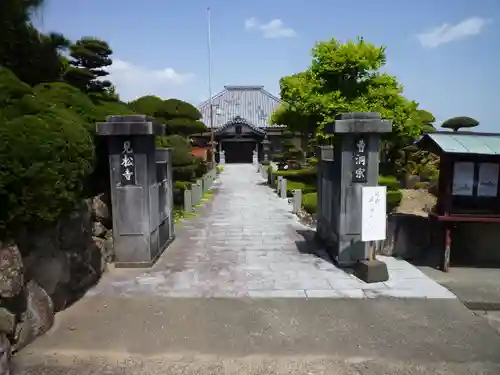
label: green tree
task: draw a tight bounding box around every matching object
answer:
[441,116,479,132]
[0,0,70,85]
[128,95,164,116]
[271,37,434,175]
[160,99,206,136]
[64,37,114,98]
[0,68,95,236]
[129,96,207,136]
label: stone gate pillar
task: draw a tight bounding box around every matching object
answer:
[96,115,172,268]
[156,148,175,252]
[317,112,392,275]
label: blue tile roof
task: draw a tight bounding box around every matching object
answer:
[421,133,500,155]
[198,85,282,128]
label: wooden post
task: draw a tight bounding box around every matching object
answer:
[442,224,451,272]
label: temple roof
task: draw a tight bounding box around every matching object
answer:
[198,85,282,129]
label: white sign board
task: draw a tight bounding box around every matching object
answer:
[452,162,474,196]
[361,186,387,242]
[477,163,499,197]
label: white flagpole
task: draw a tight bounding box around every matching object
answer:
[207,7,215,163]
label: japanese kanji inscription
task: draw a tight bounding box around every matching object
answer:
[352,136,368,183]
[120,140,136,186]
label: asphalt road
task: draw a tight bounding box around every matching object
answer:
[13,297,500,374]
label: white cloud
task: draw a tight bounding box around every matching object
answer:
[105,59,195,101]
[244,17,296,39]
[416,17,491,48]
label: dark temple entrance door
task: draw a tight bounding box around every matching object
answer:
[224,141,254,163]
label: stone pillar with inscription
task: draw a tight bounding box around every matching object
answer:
[96,115,170,268]
[317,112,392,280]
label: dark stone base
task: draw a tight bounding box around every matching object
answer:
[353,260,389,283]
[114,235,175,269]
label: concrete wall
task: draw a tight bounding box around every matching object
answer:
[379,214,500,267]
[453,223,500,265]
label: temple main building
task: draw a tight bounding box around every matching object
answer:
[194,85,288,163]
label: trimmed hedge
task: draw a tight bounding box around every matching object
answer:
[285,181,316,197]
[378,175,403,211]
[0,109,94,234]
[302,193,317,214]
[296,174,403,215]
[387,190,403,212]
[272,167,317,185]
[378,175,400,191]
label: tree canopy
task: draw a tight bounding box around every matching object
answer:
[0,0,70,86]
[0,0,209,237]
[129,96,207,136]
[270,37,436,174]
[64,37,114,100]
[441,116,479,132]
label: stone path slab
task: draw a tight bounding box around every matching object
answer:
[89,164,456,300]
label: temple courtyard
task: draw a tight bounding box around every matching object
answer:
[13,165,500,374]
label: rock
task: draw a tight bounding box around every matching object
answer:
[0,243,24,299]
[67,238,105,293]
[100,232,114,264]
[14,227,59,258]
[24,252,70,312]
[0,308,16,336]
[90,194,111,229]
[13,280,54,352]
[92,237,107,275]
[92,221,108,238]
[59,203,93,252]
[0,334,11,375]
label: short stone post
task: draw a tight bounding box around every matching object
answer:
[191,181,200,205]
[253,149,258,165]
[262,135,270,163]
[280,178,287,199]
[292,189,302,214]
[317,112,392,282]
[219,150,226,165]
[196,179,203,200]
[277,176,283,195]
[184,189,193,212]
[96,115,172,268]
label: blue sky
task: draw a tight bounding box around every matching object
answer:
[37,0,499,130]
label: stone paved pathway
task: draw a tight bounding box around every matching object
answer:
[90,164,456,299]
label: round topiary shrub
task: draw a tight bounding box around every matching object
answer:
[33,82,99,131]
[0,108,95,235]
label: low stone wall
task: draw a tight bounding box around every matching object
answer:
[0,193,114,363]
[376,214,500,267]
[375,214,432,260]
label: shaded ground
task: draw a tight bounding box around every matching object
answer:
[419,266,500,310]
[14,298,500,374]
[13,165,500,374]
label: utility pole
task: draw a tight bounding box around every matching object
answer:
[207,7,215,165]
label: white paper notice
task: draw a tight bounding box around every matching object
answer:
[477,163,499,197]
[361,186,387,242]
[452,162,474,196]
